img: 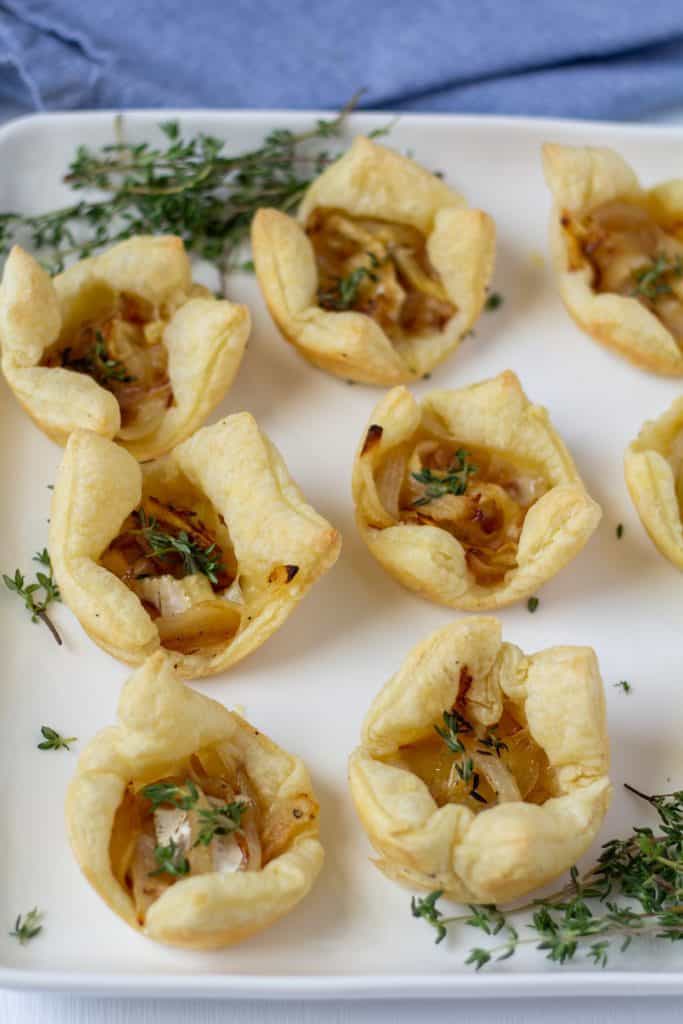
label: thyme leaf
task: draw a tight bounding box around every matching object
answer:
[194,800,248,847]
[63,331,134,384]
[142,778,199,810]
[150,838,190,878]
[484,292,503,311]
[434,710,495,804]
[10,908,43,946]
[631,253,683,301]
[411,449,477,507]
[318,252,382,310]
[37,726,76,751]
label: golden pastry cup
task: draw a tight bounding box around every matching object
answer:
[67,651,324,949]
[625,395,683,568]
[252,136,495,385]
[0,236,250,459]
[49,416,341,678]
[348,617,611,904]
[352,370,601,610]
[543,142,683,376]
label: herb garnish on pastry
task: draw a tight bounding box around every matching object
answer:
[49,417,341,678]
[352,371,601,609]
[348,617,611,904]
[67,651,323,949]
[543,142,683,375]
[0,236,249,458]
[252,136,495,385]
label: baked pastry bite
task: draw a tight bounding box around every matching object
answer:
[67,650,324,949]
[625,395,683,568]
[0,236,250,459]
[543,143,683,375]
[252,136,495,385]
[348,617,611,904]
[49,417,340,678]
[352,371,601,610]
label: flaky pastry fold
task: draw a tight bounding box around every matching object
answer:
[543,143,683,375]
[49,416,340,678]
[252,136,495,385]
[625,395,683,568]
[352,371,601,609]
[0,236,249,458]
[67,651,324,948]
[349,617,611,904]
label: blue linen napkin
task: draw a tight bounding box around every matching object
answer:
[0,0,682,119]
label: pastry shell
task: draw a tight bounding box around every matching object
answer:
[543,142,683,375]
[252,136,495,385]
[351,371,601,610]
[348,617,611,904]
[49,417,341,678]
[624,395,683,568]
[66,650,324,949]
[0,237,250,458]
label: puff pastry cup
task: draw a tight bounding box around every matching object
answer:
[66,651,324,949]
[543,142,683,376]
[251,136,495,385]
[348,617,611,905]
[624,395,683,568]
[0,236,250,459]
[351,371,601,610]
[49,417,341,678]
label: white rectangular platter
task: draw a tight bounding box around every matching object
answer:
[0,109,682,1000]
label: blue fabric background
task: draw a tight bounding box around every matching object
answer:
[0,1,682,118]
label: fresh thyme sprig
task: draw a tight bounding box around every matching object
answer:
[434,710,501,805]
[631,253,683,301]
[0,95,364,276]
[195,800,248,847]
[434,709,472,755]
[134,509,224,584]
[10,908,44,946]
[411,785,683,968]
[614,680,632,695]
[412,450,477,507]
[318,252,382,310]
[37,725,77,751]
[3,549,62,645]
[151,838,190,878]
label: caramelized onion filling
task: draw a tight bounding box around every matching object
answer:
[100,494,241,655]
[377,437,547,586]
[307,208,456,341]
[110,746,260,923]
[42,291,173,437]
[564,200,683,343]
[395,697,553,814]
[109,744,319,923]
